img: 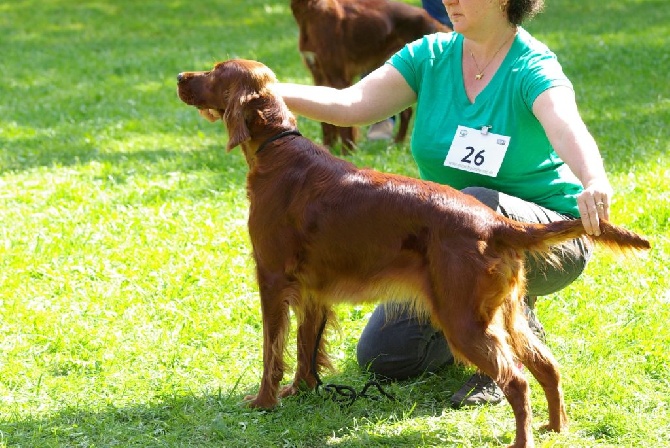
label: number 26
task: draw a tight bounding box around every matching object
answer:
[461,146,485,166]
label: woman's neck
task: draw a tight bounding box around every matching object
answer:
[460,24,518,101]
[464,24,518,63]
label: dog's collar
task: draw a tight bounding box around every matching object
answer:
[256,129,302,154]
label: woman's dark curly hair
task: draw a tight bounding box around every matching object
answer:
[504,0,545,25]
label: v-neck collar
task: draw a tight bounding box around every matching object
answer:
[454,32,521,106]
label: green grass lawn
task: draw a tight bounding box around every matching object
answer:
[0,0,668,447]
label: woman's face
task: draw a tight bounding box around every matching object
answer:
[442,0,505,34]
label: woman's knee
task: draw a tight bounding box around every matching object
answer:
[461,186,499,210]
[356,305,453,380]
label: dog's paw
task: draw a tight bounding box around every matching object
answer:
[279,384,300,398]
[539,422,567,433]
[243,393,278,409]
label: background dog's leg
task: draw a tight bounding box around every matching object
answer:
[330,73,356,154]
[395,107,413,143]
[280,302,335,398]
[301,56,341,150]
[338,126,357,155]
[320,65,356,154]
[321,122,339,149]
[244,275,292,409]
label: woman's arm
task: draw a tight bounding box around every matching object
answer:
[273,64,417,127]
[533,86,613,236]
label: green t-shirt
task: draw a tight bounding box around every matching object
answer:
[389,28,582,217]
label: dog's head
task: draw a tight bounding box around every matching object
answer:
[177,59,294,151]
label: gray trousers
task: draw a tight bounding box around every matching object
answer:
[356,187,592,380]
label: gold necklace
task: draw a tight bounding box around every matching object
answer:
[469,30,517,80]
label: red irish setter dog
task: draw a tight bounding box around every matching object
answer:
[177,59,650,448]
[290,0,450,152]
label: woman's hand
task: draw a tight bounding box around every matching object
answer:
[198,109,222,122]
[576,179,613,236]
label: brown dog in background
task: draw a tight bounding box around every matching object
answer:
[290,0,450,152]
[177,59,650,448]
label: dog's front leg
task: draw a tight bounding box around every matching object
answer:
[280,303,334,398]
[244,274,292,409]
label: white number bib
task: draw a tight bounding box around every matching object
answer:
[444,125,511,177]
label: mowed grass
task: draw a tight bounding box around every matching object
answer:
[0,0,668,447]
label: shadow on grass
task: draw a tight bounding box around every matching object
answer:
[1,362,519,448]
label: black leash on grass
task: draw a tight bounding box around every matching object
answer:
[311,315,395,406]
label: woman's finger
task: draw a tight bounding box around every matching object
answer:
[198,109,221,122]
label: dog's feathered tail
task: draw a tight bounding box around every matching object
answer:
[496,218,650,257]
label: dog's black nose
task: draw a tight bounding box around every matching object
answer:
[177,73,185,82]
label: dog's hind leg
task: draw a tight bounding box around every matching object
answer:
[280,301,335,398]
[442,307,535,448]
[428,253,535,448]
[508,314,568,433]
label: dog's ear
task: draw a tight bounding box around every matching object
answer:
[223,92,259,152]
[221,60,277,151]
[223,99,249,152]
